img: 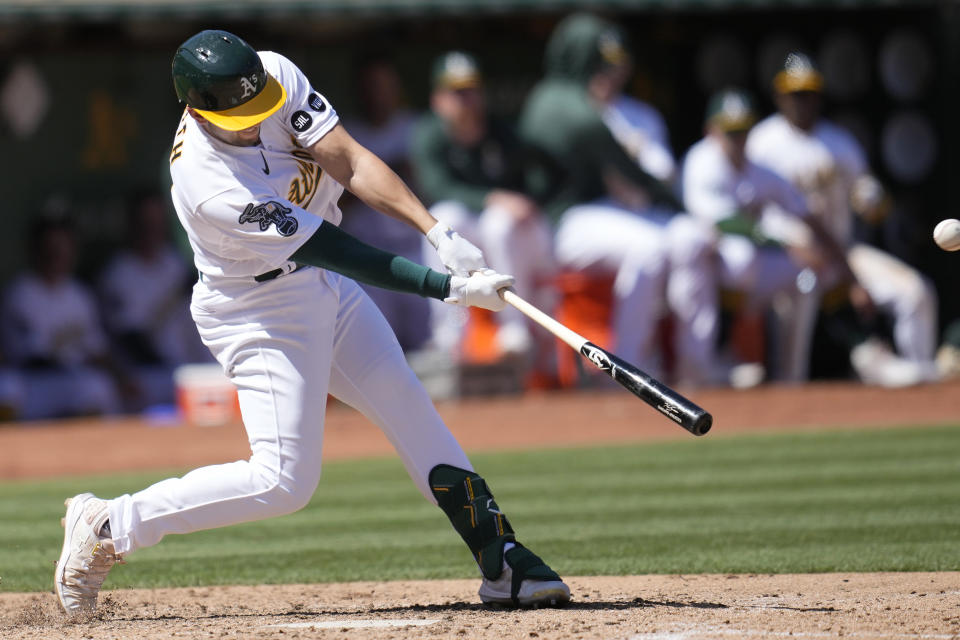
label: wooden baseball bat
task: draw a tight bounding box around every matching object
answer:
[501,289,712,436]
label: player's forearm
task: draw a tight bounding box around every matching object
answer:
[291,221,451,300]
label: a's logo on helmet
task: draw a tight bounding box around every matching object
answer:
[291,110,313,132]
[239,75,258,99]
[308,93,326,112]
[239,201,299,237]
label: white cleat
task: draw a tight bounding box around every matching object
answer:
[479,561,571,608]
[54,493,121,616]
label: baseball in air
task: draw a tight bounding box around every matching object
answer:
[933,218,960,251]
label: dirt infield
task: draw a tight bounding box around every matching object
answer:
[1,380,959,639]
[3,573,959,639]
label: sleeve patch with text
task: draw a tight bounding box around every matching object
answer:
[308,93,327,112]
[291,110,313,132]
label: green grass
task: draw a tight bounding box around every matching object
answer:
[2,424,959,593]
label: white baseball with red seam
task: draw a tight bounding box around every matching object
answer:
[933,218,960,251]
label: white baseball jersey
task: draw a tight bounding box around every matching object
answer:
[170,51,342,278]
[1,274,121,419]
[2,274,108,367]
[746,114,866,246]
[682,135,808,224]
[603,95,676,182]
[681,135,807,313]
[98,247,193,364]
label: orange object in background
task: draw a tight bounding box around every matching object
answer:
[460,271,721,390]
[553,272,616,388]
[174,364,240,427]
[552,272,680,388]
[460,307,501,365]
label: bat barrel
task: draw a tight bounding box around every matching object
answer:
[501,288,715,437]
[582,342,714,437]
[688,409,713,436]
[646,375,713,436]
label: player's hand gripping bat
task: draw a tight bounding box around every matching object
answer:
[500,288,712,436]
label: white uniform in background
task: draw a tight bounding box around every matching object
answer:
[107,52,472,555]
[98,246,206,408]
[340,109,430,352]
[747,114,939,381]
[565,94,716,385]
[423,198,554,357]
[2,273,120,419]
[682,134,807,307]
[603,95,676,183]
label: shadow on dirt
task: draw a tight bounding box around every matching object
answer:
[108,596,732,622]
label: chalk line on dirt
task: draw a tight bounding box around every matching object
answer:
[266,618,440,629]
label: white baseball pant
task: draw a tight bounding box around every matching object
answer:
[770,242,938,382]
[848,243,938,362]
[715,234,803,310]
[108,267,472,555]
[554,200,717,384]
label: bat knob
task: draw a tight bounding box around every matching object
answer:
[692,412,713,436]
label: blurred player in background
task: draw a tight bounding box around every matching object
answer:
[339,55,430,352]
[412,51,553,360]
[598,57,677,187]
[682,88,874,383]
[519,12,719,386]
[747,53,940,386]
[2,215,126,419]
[98,189,205,411]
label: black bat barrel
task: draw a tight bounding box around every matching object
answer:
[580,342,713,436]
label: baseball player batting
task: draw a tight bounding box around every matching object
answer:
[54,30,570,614]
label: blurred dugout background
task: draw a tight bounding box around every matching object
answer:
[0,0,955,333]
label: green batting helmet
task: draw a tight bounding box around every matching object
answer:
[172,30,286,131]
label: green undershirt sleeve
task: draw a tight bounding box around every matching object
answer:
[291,222,451,301]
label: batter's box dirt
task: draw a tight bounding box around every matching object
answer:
[2,573,958,640]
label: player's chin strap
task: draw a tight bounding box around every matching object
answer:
[429,464,561,605]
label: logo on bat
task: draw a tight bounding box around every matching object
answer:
[657,403,683,424]
[581,343,613,372]
[239,201,299,237]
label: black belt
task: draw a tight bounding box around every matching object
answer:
[254,263,306,282]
